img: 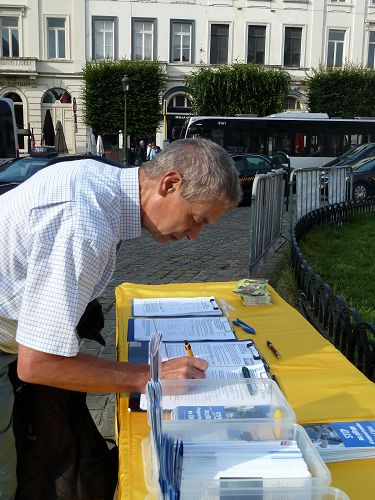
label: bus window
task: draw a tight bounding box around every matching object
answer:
[0,98,19,163]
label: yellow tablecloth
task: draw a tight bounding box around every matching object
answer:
[116,281,375,500]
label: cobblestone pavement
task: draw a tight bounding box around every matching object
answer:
[81,205,291,439]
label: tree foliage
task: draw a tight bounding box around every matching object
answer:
[185,64,291,116]
[82,60,167,137]
[306,65,375,117]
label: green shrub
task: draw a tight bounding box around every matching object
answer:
[185,64,291,116]
[82,60,167,137]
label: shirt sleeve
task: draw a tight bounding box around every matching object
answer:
[16,230,108,357]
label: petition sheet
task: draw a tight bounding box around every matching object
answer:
[160,341,264,367]
[130,317,235,342]
[132,296,221,317]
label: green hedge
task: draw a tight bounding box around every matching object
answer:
[185,64,291,116]
[82,60,167,137]
[307,65,375,117]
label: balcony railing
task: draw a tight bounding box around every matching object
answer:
[0,57,38,77]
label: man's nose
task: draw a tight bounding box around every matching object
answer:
[186,224,203,241]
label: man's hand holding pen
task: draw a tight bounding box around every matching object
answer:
[160,356,208,379]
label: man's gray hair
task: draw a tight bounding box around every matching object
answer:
[142,138,241,208]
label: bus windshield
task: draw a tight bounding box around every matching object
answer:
[0,98,19,163]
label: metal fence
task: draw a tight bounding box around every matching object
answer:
[291,198,375,381]
[290,165,352,225]
[248,169,285,276]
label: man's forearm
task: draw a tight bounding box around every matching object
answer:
[17,345,149,393]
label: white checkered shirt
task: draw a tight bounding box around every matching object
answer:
[0,159,141,356]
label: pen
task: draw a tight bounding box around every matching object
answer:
[184,340,194,357]
[232,318,256,335]
[266,340,281,359]
[241,366,255,395]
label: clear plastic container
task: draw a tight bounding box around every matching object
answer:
[142,435,345,500]
[156,421,331,488]
[178,483,349,500]
[157,378,296,423]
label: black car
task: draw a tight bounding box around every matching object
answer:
[0,150,59,195]
[320,156,375,200]
[322,143,375,169]
[231,154,276,205]
[351,156,375,199]
[0,147,124,196]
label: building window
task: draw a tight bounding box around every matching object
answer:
[0,17,19,57]
[47,18,66,59]
[284,27,302,67]
[285,96,302,111]
[210,24,229,64]
[368,31,375,68]
[171,21,194,63]
[327,29,345,66]
[93,18,116,60]
[132,19,156,60]
[42,88,71,104]
[167,94,192,111]
[247,25,266,64]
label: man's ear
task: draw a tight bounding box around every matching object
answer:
[159,171,183,196]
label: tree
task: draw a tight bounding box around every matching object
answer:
[82,60,167,138]
[185,64,291,116]
[306,65,375,117]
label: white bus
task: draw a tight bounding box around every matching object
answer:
[0,97,19,165]
[180,113,375,168]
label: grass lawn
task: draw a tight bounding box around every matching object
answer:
[299,213,375,323]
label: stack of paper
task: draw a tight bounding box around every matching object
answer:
[303,421,375,462]
[132,296,222,317]
[128,316,235,342]
[140,340,270,411]
[180,439,311,482]
[159,340,270,379]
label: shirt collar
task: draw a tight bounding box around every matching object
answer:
[119,167,142,240]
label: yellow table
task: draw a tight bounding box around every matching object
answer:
[116,281,375,500]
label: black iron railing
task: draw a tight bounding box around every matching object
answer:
[291,198,375,382]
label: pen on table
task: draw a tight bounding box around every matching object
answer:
[232,318,256,335]
[241,366,255,395]
[266,340,281,359]
[220,299,235,312]
[184,340,194,357]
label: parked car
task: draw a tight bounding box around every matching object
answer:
[320,155,375,200]
[0,147,124,196]
[351,156,375,199]
[0,147,58,195]
[231,153,276,205]
[322,143,375,169]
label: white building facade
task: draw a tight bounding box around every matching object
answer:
[1,0,375,152]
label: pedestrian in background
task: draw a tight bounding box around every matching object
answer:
[149,142,158,160]
[135,139,146,166]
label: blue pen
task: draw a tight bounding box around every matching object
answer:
[232,318,256,335]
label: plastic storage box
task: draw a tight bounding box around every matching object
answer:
[142,436,347,500]
[155,378,296,423]
[143,421,332,499]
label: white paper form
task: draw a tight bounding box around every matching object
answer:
[132,296,222,317]
[160,341,264,368]
[139,341,270,410]
[131,317,235,342]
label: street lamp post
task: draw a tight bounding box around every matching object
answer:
[121,75,130,166]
